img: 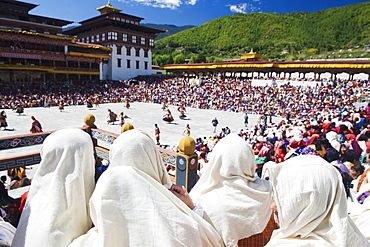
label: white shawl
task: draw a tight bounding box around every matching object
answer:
[350,182,370,241]
[0,217,16,247]
[189,134,272,247]
[12,129,95,247]
[265,155,370,247]
[109,129,172,187]
[70,129,223,246]
[326,131,341,152]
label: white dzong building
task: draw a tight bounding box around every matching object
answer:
[64,1,164,80]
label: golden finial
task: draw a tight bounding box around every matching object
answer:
[178,136,196,155]
[120,123,134,133]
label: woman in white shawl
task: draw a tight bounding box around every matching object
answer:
[265,155,370,247]
[189,133,273,247]
[70,129,223,247]
[12,129,95,247]
[349,173,370,241]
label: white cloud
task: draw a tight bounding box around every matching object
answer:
[227,2,261,14]
[118,0,198,9]
[186,0,197,5]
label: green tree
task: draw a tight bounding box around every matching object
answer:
[307,48,319,54]
[173,53,185,64]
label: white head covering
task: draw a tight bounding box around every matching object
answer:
[0,216,15,247]
[12,129,95,247]
[265,155,369,247]
[349,181,370,241]
[70,130,223,247]
[326,131,341,151]
[109,129,172,187]
[190,134,272,247]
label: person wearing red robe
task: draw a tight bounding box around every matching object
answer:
[30,116,42,133]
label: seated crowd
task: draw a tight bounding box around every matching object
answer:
[1,121,370,246]
[0,77,368,120]
[1,76,370,246]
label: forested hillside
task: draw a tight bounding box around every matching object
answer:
[141,24,195,40]
[152,1,370,65]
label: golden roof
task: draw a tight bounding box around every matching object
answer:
[241,49,262,60]
[96,0,122,15]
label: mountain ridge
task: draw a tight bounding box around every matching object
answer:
[150,1,370,65]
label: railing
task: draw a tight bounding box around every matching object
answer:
[0,126,198,191]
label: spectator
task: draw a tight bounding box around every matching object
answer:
[264,155,369,246]
[12,129,96,247]
[190,134,274,247]
[70,129,223,246]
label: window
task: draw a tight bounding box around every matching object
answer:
[127,59,131,68]
[96,34,100,42]
[141,37,145,45]
[81,38,85,42]
[112,32,118,40]
[91,36,94,43]
[102,33,105,41]
[126,47,131,56]
[117,45,122,55]
[86,37,90,43]
[149,39,154,46]
[136,61,139,69]
[108,32,112,40]
[122,33,127,42]
[132,35,136,43]
[144,49,149,58]
[117,58,121,68]
[135,48,140,57]
[144,61,148,70]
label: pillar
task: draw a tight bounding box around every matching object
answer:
[175,136,198,191]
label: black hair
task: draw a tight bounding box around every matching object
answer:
[342,149,357,163]
[333,166,353,198]
[358,134,369,142]
[339,124,348,134]
[324,148,340,163]
[351,164,365,175]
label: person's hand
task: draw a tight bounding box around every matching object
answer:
[170,184,195,209]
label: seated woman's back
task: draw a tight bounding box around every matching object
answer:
[190,134,273,247]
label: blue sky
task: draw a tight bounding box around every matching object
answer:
[28,0,368,26]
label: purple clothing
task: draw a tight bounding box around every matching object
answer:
[330,160,351,174]
[350,140,363,160]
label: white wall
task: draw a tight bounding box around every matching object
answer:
[105,44,153,80]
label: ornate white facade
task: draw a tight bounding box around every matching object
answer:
[64,2,163,81]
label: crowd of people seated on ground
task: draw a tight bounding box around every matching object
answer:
[1,120,370,246]
[0,77,367,120]
[1,76,370,245]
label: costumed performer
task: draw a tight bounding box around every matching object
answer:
[190,133,274,247]
[29,116,42,133]
[163,109,174,123]
[263,155,369,247]
[69,129,223,247]
[12,129,95,247]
